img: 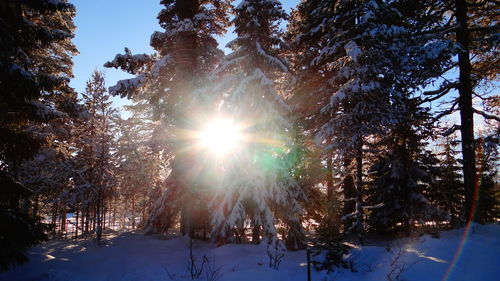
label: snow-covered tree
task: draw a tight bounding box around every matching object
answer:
[366,97,444,233]
[113,114,168,231]
[403,0,500,222]
[428,136,464,227]
[290,0,407,235]
[209,0,305,250]
[288,0,457,235]
[105,0,231,237]
[70,71,116,244]
[0,0,77,269]
[286,0,346,235]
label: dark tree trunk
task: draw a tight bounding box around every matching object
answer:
[174,0,199,239]
[252,223,261,244]
[455,0,477,223]
[60,210,66,238]
[33,194,39,218]
[326,154,340,231]
[142,199,147,227]
[131,195,135,229]
[354,139,364,236]
[122,199,127,229]
[74,205,79,240]
[326,155,334,202]
[342,157,355,233]
[112,196,116,230]
[51,204,57,237]
[92,205,97,232]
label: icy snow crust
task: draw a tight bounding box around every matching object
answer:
[1,223,499,281]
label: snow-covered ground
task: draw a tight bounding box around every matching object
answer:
[1,223,499,281]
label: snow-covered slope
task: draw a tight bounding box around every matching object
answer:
[1,223,499,281]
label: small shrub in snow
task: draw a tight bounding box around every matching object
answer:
[267,238,286,270]
[185,238,222,281]
[310,242,352,273]
[386,247,422,281]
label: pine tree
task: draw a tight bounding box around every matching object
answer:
[209,0,305,250]
[404,0,500,223]
[113,114,168,231]
[0,0,77,269]
[71,71,116,244]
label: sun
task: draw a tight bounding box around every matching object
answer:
[198,118,242,156]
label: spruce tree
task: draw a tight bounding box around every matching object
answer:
[105,0,231,236]
[289,0,411,235]
[0,0,77,269]
[209,0,305,250]
[366,97,443,233]
[474,135,500,223]
[430,136,464,227]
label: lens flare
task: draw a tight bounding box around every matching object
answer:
[198,118,242,156]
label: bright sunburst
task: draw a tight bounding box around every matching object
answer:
[198,118,242,156]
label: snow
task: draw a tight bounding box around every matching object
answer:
[1,223,499,281]
[344,40,361,63]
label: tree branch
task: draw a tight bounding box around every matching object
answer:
[473,108,500,122]
[432,100,459,122]
[422,82,459,103]
[442,124,461,137]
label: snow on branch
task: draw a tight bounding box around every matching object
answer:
[255,42,288,72]
[344,41,362,63]
[108,75,147,98]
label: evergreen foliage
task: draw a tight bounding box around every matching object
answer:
[105,0,231,237]
[429,136,464,226]
[1,0,498,268]
[366,97,443,233]
[475,134,500,223]
[0,0,77,269]
[210,0,305,249]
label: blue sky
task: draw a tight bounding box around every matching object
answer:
[69,0,300,108]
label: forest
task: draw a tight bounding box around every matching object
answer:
[0,0,499,280]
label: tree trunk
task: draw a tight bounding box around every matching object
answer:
[61,210,67,238]
[326,153,338,230]
[174,0,199,239]
[33,194,39,218]
[354,139,364,236]
[112,196,116,230]
[122,199,127,229]
[342,158,356,233]
[51,204,57,238]
[455,0,477,224]
[92,205,97,233]
[75,205,79,240]
[252,223,261,244]
[326,155,334,202]
[142,199,147,227]
[131,195,135,229]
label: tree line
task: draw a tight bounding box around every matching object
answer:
[0,0,498,271]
